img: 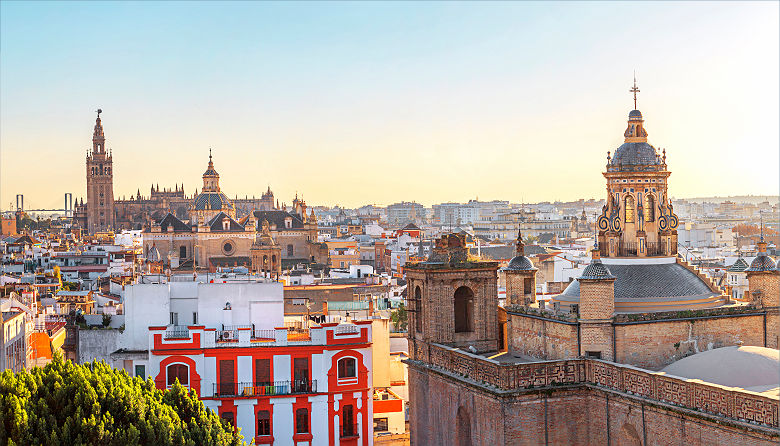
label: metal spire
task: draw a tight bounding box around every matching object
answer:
[629,72,640,110]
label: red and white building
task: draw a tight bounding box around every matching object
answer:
[124,281,373,445]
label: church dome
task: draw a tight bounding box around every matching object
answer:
[505,255,535,271]
[661,346,779,393]
[628,109,643,120]
[193,191,234,211]
[609,142,660,169]
[746,251,777,272]
[579,258,615,280]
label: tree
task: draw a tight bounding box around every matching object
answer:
[390,303,408,332]
[101,314,112,327]
[0,353,244,445]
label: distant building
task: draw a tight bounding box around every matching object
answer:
[386,202,424,226]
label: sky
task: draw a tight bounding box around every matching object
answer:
[1,1,778,210]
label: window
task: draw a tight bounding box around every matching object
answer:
[287,244,294,257]
[257,410,271,436]
[644,194,655,222]
[192,312,198,325]
[179,246,186,258]
[454,286,474,333]
[523,278,533,295]
[219,360,235,396]
[255,358,271,385]
[585,351,602,359]
[295,408,309,433]
[624,195,636,223]
[342,405,355,437]
[166,363,188,387]
[221,411,234,427]
[135,364,145,380]
[337,357,357,379]
[169,312,178,326]
[374,417,389,432]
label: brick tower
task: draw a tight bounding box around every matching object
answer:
[503,228,537,306]
[85,109,115,233]
[405,233,499,354]
[577,244,616,360]
[745,236,779,348]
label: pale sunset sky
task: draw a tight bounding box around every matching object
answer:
[1,1,778,210]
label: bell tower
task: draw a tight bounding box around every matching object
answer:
[85,109,115,233]
[596,77,679,257]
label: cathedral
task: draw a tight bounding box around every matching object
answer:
[141,153,328,271]
[75,110,325,271]
[404,83,779,445]
[75,110,276,232]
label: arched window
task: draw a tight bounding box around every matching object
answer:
[263,255,268,267]
[624,195,636,223]
[287,244,294,257]
[337,357,357,379]
[456,407,472,446]
[166,363,189,387]
[257,410,271,436]
[414,286,423,333]
[644,194,655,222]
[179,246,186,259]
[295,408,309,433]
[454,286,474,333]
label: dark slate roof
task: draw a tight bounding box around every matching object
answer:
[579,259,615,280]
[247,210,305,230]
[524,245,549,256]
[629,109,643,119]
[402,223,421,231]
[159,213,191,232]
[746,253,778,272]
[727,258,749,273]
[193,192,233,211]
[562,261,715,300]
[469,246,515,261]
[505,255,536,271]
[207,212,244,232]
[609,142,660,168]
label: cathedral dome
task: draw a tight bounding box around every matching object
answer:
[628,109,643,120]
[193,191,234,211]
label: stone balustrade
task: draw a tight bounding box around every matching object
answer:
[414,342,778,428]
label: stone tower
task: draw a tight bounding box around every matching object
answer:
[503,228,537,306]
[577,244,616,360]
[85,109,115,233]
[405,233,499,354]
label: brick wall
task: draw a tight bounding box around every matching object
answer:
[580,322,613,360]
[579,278,615,320]
[615,314,766,369]
[507,314,578,359]
[408,360,779,446]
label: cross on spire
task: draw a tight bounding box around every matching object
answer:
[630,72,640,110]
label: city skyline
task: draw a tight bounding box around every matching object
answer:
[1,1,778,210]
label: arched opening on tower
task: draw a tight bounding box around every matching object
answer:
[456,406,472,446]
[414,286,422,333]
[644,194,655,222]
[179,246,186,259]
[625,195,636,223]
[454,286,474,333]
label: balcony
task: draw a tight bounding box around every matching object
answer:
[164,327,190,339]
[211,380,318,398]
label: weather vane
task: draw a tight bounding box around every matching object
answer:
[96,108,102,118]
[629,72,640,110]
